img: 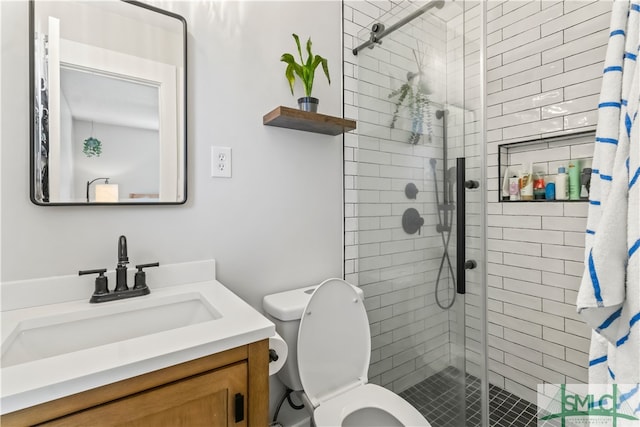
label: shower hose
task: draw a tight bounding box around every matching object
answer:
[429,158,456,310]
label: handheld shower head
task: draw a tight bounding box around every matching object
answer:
[447,166,457,183]
[429,158,437,169]
[447,167,457,204]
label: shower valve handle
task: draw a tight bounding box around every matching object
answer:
[464,180,480,189]
[464,260,477,270]
[402,208,424,235]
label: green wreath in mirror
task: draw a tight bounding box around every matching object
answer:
[83,137,102,157]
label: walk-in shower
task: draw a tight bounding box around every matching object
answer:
[349,1,491,425]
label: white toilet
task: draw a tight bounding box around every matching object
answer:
[263,278,431,427]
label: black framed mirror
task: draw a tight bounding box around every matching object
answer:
[29,0,187,205]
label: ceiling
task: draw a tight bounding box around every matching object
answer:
[60,67,159,130]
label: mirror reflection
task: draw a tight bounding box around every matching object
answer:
[30,0,187,205]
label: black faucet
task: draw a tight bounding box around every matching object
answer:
[79,235,159,303]
[115,235,129,292]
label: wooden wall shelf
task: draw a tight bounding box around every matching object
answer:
[263,106,356,136]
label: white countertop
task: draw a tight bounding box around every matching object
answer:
[0,260,274,414]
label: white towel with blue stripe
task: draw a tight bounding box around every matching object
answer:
[577,0,640,415]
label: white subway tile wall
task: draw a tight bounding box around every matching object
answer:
[486,0,610,404]
[345,0,610,407]
[344,1,484,394]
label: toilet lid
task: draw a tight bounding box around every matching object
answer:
[297,278,371,407]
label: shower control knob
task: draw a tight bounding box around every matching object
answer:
[464,180,480,189]
[464,260,477,270]
[404,183,419,199]
[402,208,424,235]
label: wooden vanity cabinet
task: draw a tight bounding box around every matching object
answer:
[1,340,268,427]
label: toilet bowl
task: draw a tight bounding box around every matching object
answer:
[263,278,431,427]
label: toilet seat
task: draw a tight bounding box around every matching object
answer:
[297,278,370,407]
[297,279,430,427]
[313,384,431,427]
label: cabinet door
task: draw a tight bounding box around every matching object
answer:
[41,362,248,427]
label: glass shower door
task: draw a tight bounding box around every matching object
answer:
[350,1,487,425]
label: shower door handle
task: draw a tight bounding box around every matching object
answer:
[456,158,466,295]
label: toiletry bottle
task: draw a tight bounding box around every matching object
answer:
[533,171,546,200]
[568,160,580,200]
[509,176,520,200]
[556,166,569,200]
[545,181,556,200]
[520,163,534,201]
[580,168,592,200]
[502,167,512,200]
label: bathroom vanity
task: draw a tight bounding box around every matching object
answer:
[1,260,274,426]
[1,340,268,426]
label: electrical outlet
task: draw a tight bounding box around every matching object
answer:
[211,146,232,178]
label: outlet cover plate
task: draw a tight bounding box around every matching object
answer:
[211,146,231,178]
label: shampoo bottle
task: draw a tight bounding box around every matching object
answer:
[568,160,580,200]
[509,176,520,200]
[556,167,569,200]
[520,163,534,201]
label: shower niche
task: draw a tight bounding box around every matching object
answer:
[498,131,595,202]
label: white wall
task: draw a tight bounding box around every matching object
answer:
[0,0,343,313]
[33,1,183,68]
[72,120,160,201]
[486,0,611,403]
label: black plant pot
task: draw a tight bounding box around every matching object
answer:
[298,97,319,113]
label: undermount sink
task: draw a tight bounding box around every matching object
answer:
[1,262,275,415]
[1,292,221,368]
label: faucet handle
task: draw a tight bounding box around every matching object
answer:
[134,262,159,290]
[79,268,107,276]
[79,268,109,302]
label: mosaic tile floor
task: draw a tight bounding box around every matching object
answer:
[399,366,539,426]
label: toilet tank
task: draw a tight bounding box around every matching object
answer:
[263,281,365,392]
[263,284,318,391]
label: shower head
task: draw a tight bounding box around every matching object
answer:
[429,158,437,169]
[434,0,445,9]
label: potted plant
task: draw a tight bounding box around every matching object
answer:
[389,47,433,144]
[281,33,331,113]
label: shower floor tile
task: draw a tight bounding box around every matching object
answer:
[399,366,539,426]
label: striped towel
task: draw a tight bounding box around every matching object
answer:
[577,0,640,414]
